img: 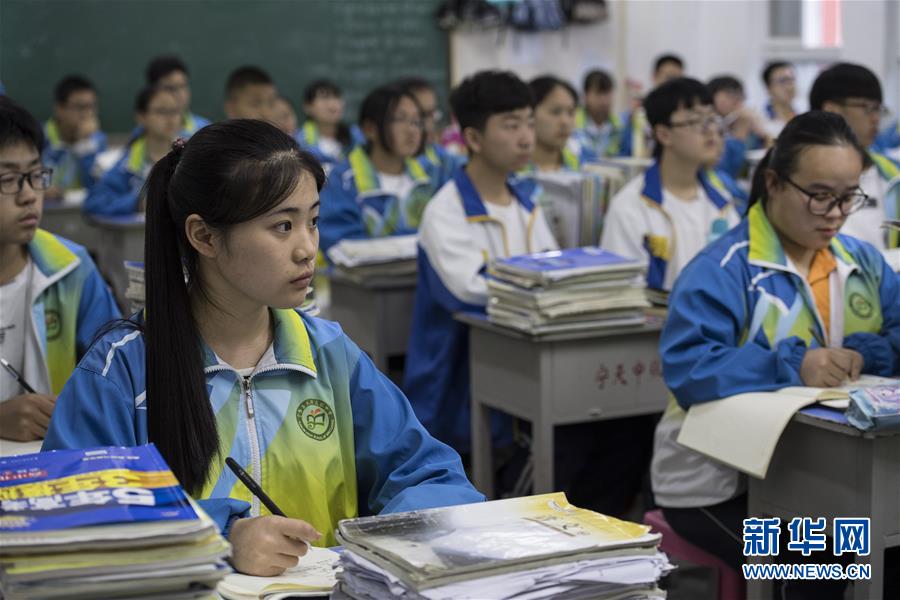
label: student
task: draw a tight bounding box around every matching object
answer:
[0,97,119,441]
[42,75,107,198]
[223,66,277,122]
[297,79,357,172]
[811,63,900,250]
[403,70,558,457]
[318,83,442,253]
[652,111,898,597]
[395,76,462,183]
[600,77,740,292]
[619,54,685,158]
[42,119,483,574]
[707,75,768,179]
[761,61,797,138]
[652,53,685,87]
[526,75,597,173]
[573,69,624,158]
[272,95,298,137]
[84,86,181,216]
[145,55,210,137]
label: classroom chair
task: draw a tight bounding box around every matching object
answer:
[644,509,746,600]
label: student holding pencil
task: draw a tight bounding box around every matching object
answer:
[651,111,900,597]
[42,119,483,575]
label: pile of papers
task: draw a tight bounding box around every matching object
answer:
[124,261,145,314]
[327,235,418,284]
[332,493,672,600]
[0,445,231,599]
[486,247,650,335]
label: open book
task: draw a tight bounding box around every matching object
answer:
[217,545,339,599]
[677,375,898,478]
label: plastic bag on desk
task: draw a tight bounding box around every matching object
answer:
[846,384,900,432]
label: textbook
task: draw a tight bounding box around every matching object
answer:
[489,247,647,288]
[333,492,672,599]
[0,445,230,599]
[678,375,900,478]
[846,384,900,432]
[217,545,339,599]
[327,235,418,268]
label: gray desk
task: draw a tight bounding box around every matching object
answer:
[747,413,900,600]
[457,313,668,498]
[86,214,145,310]
[40,201,95,252]
[327,272,416,376]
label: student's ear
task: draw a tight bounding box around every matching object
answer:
[820,100,843,116]
[52,103,65,121]
[462,126,483,155]
[764,168,782,197]
[135,112,147,130]
[653,123,672,151]
[361,119,378,144]
[185,214,221,259]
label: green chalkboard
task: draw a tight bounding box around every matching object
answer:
[0,0,448,133]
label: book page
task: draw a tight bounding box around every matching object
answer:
[217,545,339,599]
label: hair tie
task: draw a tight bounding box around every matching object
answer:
[171,137,187,157]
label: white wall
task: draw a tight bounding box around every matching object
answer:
[449,0,897,115]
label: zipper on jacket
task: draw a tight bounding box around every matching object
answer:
[241,375,262,517]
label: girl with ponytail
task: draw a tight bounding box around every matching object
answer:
[650,111,899,597]
[43,120,482,576]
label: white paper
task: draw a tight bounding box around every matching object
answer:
[217,545,339,599]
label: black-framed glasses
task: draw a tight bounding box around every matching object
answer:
[783,176,869,216]
[839,100,890,118]
[668,114,724,133]
[0,169,54,195]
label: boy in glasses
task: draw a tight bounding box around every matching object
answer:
[601,77,740,293]
[0,97,119,442]
[811,62,900,250]
[42,75,108,199]
[145,55,210,138]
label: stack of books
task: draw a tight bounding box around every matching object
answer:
[123,261,145,314]
[327,235,418,284]
[332,493,672,600]
[486,247,650,335]
[0,445,231,599]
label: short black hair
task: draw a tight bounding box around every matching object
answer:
[707,75,744,97]
[762,61,792,86]
[583,69,614,94]
[135,85,173,113]
[302,79,342,104]
[644,77,712,158]
[225,66,274,98]
[394,76,434,95]
[809,62,882,111]
[654,54,684,75]
[529,75,578,106]
[450,70,533,132]
[146,55,188,85]
[54,75,95,105]
[0,96,45,152]
[358,83,424,156]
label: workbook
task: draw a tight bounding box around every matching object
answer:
[217,545,340,599]
[677,375,899,478]
[489,247,647,288]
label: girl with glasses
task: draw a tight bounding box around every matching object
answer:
[651,111,899,598]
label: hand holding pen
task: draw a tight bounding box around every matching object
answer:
[224,457,322,576]
[0,357,56,442]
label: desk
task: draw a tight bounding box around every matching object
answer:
[747,412,900,600]
[86,214,145,310]
[0,439,42,458]
[457,313,668,498]
[327,272,416,376]
[40,200,95,252]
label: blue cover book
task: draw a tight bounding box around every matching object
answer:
[0,445,197,534]
[492,247,646,284]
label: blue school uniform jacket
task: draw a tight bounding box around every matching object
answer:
[42,309,483,546]
[419,142,465,188]
[651,201,900,507]
[83,137,148,217]
[181,112,210,137]
[573,107,626,159]
[402,167,558,453]
[42,119,108,192]
[318,146,446,253]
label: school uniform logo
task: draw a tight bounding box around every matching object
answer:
[296,399,335,441]
[45,310,61,340]
[849,293,873,320]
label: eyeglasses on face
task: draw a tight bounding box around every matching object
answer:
[0,168,54,195]
[782,176,870,216]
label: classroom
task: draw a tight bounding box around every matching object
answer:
[0,0,898,598]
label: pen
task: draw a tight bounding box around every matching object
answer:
[0,357,36,394]
[808,327,827,349]
[225,457,286,517]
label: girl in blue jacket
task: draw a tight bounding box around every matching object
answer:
[43,120,482,576]
[318,83,445,253]
[652,111,899,596]
[84,86,181,217]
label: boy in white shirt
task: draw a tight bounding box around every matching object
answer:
[601,77,740,292]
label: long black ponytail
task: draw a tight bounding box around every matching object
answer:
[747,110,870,215]
[142,120,324,494]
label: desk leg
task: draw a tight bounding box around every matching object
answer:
[471,399,494,498]
[531,352,555,494]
